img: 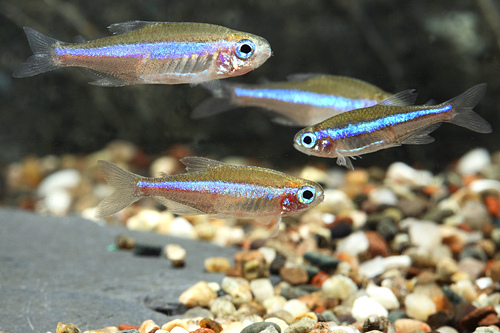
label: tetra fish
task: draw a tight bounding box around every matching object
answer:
[294,83,492,169]
[191,74,394,126]
[95,157,324,231]
[13,21,272,86]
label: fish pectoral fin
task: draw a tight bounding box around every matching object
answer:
[153,197,206,215]
[180,156,226,173]
[286,73,320,81]
[108,21,155,35]
[79,68,127,87]
[336,152,354,170]
[379,89,418,107]
[401,123,441,145]
[270,215,282,238]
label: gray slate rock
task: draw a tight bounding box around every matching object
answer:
[0,208,238,332]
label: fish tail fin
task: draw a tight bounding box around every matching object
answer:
[191,80,236,119]
[94,160,141,219]
[13,27,61,78]
[447,83,492,133]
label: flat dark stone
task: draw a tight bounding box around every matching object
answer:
[0,208,238,333]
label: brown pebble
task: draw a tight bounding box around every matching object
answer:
[200,318,223,333]
[139,320,159,333]
[115,234,136,250]
[56,322,81,333]
[486,261,500,282]
[118,324,139,330]
[459,305,499,332]
[310,322,332,333]
[477,239,496,258]
[280,266,309,285]
[205,257,231,273]
[362,315,394,333]
[394,319,431,333]
[365,231,390,257]
[191,329,216,333]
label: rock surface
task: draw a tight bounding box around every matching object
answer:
[0,208,238,333]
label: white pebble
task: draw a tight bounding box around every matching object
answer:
[469,179,500,195]
[436,326,459,333]
[337,231,369,256]
[210,297,236,318]
[170,327,189,333]
[457,148,490,175]
[165,244,186,267]
[37,169,81,197]
[366,284,400,310]
[316,189,355,214]
[258,247,277,266]
[450,279,478,302]
[404,293,437,321]
[169,217,195,238]
[283,299,309,318]
[43,188,72,216]
[385,162,434,187]
[369,188,398,206]
[127,209,161,231]
[359,257,386,279]
[250,278,274,304]
[150,156,178,177]
[476,277,493,290]
[351,296,388,322]
[265,318,288,332]
[322,275,358,300]
[409,221,441,249]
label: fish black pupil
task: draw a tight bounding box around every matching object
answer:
[303,135,312,145]
[240,44,252,54]
[302,190,313,200]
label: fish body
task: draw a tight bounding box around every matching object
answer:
[294,83,492,169]
[13,21,271,86]
[95,157,324,229]
[191,74,393,126]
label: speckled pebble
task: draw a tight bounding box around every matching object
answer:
[210,296,236,318]
[204,257,231,273]
[56,322,81,333]
[322,275,358,300]
[283,317,315,333]
[280,267,309,285]
[241,322,281,333]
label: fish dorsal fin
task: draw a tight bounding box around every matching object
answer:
[74,35,88,43]
[180,156,226,173]
[286,73,321,82]
[378,89,418,107]
[108,21,156,35]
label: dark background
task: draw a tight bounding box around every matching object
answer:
[1,0,499,171]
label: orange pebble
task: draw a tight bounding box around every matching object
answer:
[310,271,330,287]
[462,174,482,186]
[485,196,500,217]
[191,329,216,333]
[119,324,139,330]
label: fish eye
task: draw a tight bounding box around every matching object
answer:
[298,186,316,204]
[235,39,255,59]
[300,133,317,148]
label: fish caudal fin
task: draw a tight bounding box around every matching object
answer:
[447,83,492,134]
[191,80,236,119]
[94,160,141,219]
[13,27,61,78]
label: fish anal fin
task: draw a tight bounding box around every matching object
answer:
[379,89,417,107]
[401,123,441,145]
[154,196,205,215]
[81,68,127,87]
[108,21,156,35]
[180,156,226,173]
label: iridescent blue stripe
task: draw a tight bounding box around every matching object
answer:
[54,42,221,59]
[136,180,290,200]
[234,88,377,110]
[317,105,453,140]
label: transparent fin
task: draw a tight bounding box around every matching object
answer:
[270,215,282,238]
[271,116,301,126]
[336,152,354,170]
[180,156,226,173]
[73,35,87,43]
[79,68,127,87]
[286,73,321,81]
[94,160,141,218]
[191,80,237,119]
[423,99,436,106]
[379,89,418,107]
[108,21,156,35]
[446,83,492,133]
[401,123,441,145]
[13,27,60,78]
[154,197,205,215]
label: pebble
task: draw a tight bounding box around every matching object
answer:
[280,267,309,285]
[37,169,81,197]
[133,243,163,256]
[250,278,275,304]
[368,188,398,206]
[115,233,136,249]
[161,319,189,332]
[404,293,437,321]
[127,209,162,232]
[165,244,186,267]
[337,231,369,256]
[351,296,388,322]
[322,275,358,300]
[394,319,431,333]
[210,296,236,317]
[366,284,399,310]
[184,307,214,319]
[283,317,315,333]
[221,277,253,305]
[204,257,231,273]
[265,318,289,332]
[362,315,395,333]
[139,320,159,333]
[385,162,434,187]
[283,299,309,318]
[409,221,441,249]
[456,148,491,175]
[169,217,195,238]
[458,257,486,280]
[170,327,189,333]
[241,322,281,333]
[303,252,340,271]
[436,326,458,333]
[56,322,81,333]
[43,188,73,216]
[178,281,217,307]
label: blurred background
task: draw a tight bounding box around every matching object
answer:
[1,0,499,172]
